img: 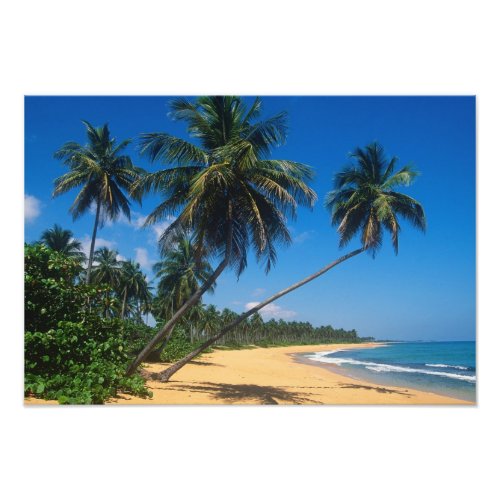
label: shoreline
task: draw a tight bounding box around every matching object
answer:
[291,343,474,403]
[106,342,470,405]
[25,342,473,405]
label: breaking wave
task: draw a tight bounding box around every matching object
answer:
[306,353,476,383]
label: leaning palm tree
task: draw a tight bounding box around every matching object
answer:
[53,121,143,283]
[39,224,86,263]
[126,96,316,375]
[152,142,426,382]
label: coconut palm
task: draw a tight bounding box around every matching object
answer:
[89,248,123,290]
[152,142,426,382]
[200,305,221,338]
[39,224,86,263]
[53,121,143,283]
[119,260,151,320]
[126,96,316,375]
[149,235,215,358]
[155,235,215,311]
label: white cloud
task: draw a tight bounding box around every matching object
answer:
[245,301,297,320]
[293,230,314,243]
[130,212,176,247]
[134,247,154,271]
[80,235,117,258]
[132,214,149,229]
[251,288,266,297]
[25,194,41,222]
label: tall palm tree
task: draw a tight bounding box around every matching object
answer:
[39,224,86,263]
[152,142,426,382]
[119,260,150,320]
[53,121,143,283]
[126,96,316,375]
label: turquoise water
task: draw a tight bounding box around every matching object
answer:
[304,341,476,402]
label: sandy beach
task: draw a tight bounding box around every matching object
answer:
[100,343,470,405]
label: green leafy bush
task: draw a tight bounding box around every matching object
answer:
[160,327,201,362]
[120,320,156,356]
[24,244,151,404]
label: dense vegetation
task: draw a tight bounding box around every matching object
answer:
[24,244,151,404]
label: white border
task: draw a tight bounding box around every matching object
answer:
[2,1,498,499]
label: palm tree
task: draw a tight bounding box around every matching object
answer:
[149,234,215,359]
[119,260,151,320]
[200,305,221,338]
[53,121,143,283]
[39,224,86,263]
[154,235,215,314]
[126,96,316,375]
[152,142,426,382]
[90,247,123,290]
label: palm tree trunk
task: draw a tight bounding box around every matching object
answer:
[86,199,101,284]
[125,213,234,376]
[121,288,128,320]
[153,247,365,382]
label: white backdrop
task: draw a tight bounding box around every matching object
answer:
[2,1,497,499]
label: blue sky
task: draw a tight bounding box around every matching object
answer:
[24,96,476,341]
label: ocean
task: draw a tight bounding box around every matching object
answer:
[303,341,476,402]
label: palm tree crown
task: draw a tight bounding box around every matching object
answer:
[53,121,143,223]
[325,142,426,255]
[135,96,317,275]
[154,234,215,314]
[53,121,143,282]
[119,260,152,320]
[90,248,123,289]
[39,224,86,262]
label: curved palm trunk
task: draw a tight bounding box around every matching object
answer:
[153,247,365,382]
[125,216,234,376]
[86,199,101,284]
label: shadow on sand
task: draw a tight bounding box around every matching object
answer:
[337,383,412,397]
[154,382,321,404]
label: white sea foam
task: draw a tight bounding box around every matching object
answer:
[305,353,476,383]
[425,363,469,371]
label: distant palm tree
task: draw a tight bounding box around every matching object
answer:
[126,96,316,375]
[154,235,215,313]
[200,305,221,338]
[149,235,214,358]
[39,224,86,263]
[90,248,123,290]
[153,142,427,382]
[53,121,143,283]
[119,260,150,320]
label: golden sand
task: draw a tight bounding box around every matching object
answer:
[106,343,471,405]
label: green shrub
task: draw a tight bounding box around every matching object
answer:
[160,327,200,362]
[24,244,151,404]
[120,320,156,356]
